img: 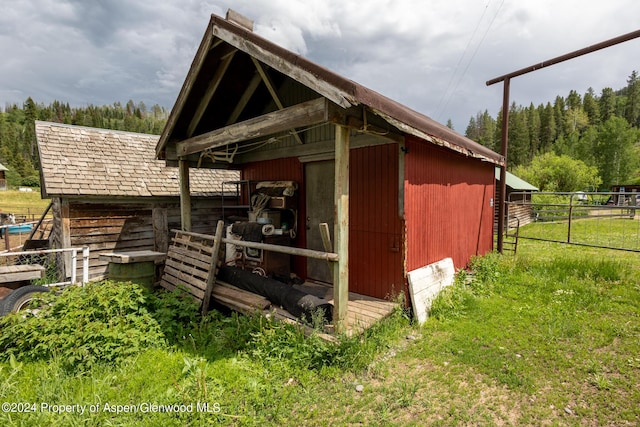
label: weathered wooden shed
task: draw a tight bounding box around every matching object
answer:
[36,121,238,281]
[155,11,504,328]
[0,162,8,190]
[495,168,538,228]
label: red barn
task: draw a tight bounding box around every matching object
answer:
[156,11,503,328]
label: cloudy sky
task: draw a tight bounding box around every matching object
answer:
[1,0,639,131]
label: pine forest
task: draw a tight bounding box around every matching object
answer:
[1,70,639,191]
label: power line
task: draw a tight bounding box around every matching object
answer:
[437,0,505,124]
[434,2,491,119]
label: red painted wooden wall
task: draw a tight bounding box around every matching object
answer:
[349,144,405,299]
[240,137,494,301]
[240,144,405,300]
[403,136,495,272]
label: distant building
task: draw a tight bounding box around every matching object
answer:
[35,121,238,281]
[495,168,538,228]
[0,162,8,190]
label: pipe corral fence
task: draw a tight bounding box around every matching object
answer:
[506,191,640,252]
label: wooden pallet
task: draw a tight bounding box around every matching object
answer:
[159,226,271,314]
[159,231,216,301]
[159,227,395,340]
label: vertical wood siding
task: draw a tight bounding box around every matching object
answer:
[241,147,404,300]
[404,136,495,272]
[349,143,405,299]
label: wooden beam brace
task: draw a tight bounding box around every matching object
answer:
[202,220,224,316]
[176,97,328,157]
[187,50,237,137]
[226,71,262,125]
[252,58,304,145]
[252,57,283,109]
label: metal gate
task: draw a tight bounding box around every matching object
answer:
[505,191,640,252]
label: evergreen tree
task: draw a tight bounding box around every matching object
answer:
[465,116,479,141]
[446,119,454,130]
[553,95,566,140]
[583,87,600,125]
[507,103,530,167]
[478,110,497,151]
[625,70,640,127]
[527,103,541,158]
[599,87,616,122]
[539,102,556,152]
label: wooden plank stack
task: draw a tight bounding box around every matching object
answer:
[0,265,45,284]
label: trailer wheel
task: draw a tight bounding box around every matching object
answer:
[0,285,50,316]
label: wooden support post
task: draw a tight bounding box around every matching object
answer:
[334,124,349,333]
[61,198,72,279]
[152,207,169,253]
[201,220,225,316]
[179,159,192,231]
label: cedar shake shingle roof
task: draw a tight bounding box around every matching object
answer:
[36,121,238,198]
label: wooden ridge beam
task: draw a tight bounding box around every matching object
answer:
[176,97,329,157]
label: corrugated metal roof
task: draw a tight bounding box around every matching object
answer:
[36,121,238,198]
[495,167,538,191]
[156,13,504,166]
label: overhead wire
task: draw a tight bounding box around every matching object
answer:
[435,1,491,120]
[436,0,505,124]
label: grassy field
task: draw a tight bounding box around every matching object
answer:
[0,190,50,220]
[519,216,640,251]
[0,190,51,251]
[0,240,638,425]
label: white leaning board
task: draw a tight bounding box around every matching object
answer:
[408,257,455,325]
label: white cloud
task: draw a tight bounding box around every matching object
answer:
[1,0,639,130]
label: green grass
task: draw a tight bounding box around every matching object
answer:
[0,190,50,219]
[519,216,640,251]
[0,240,639,425]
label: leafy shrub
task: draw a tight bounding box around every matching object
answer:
[245,306,410,372]
[0,281,181,371]
[247,317,339,370]
[429,253,505,320]
[20,175,41,187]
[144,285,200,340]
[428,277,475,321]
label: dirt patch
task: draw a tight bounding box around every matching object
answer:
[0,231,31,252]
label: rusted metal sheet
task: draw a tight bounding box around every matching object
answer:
[403,136,495,272]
